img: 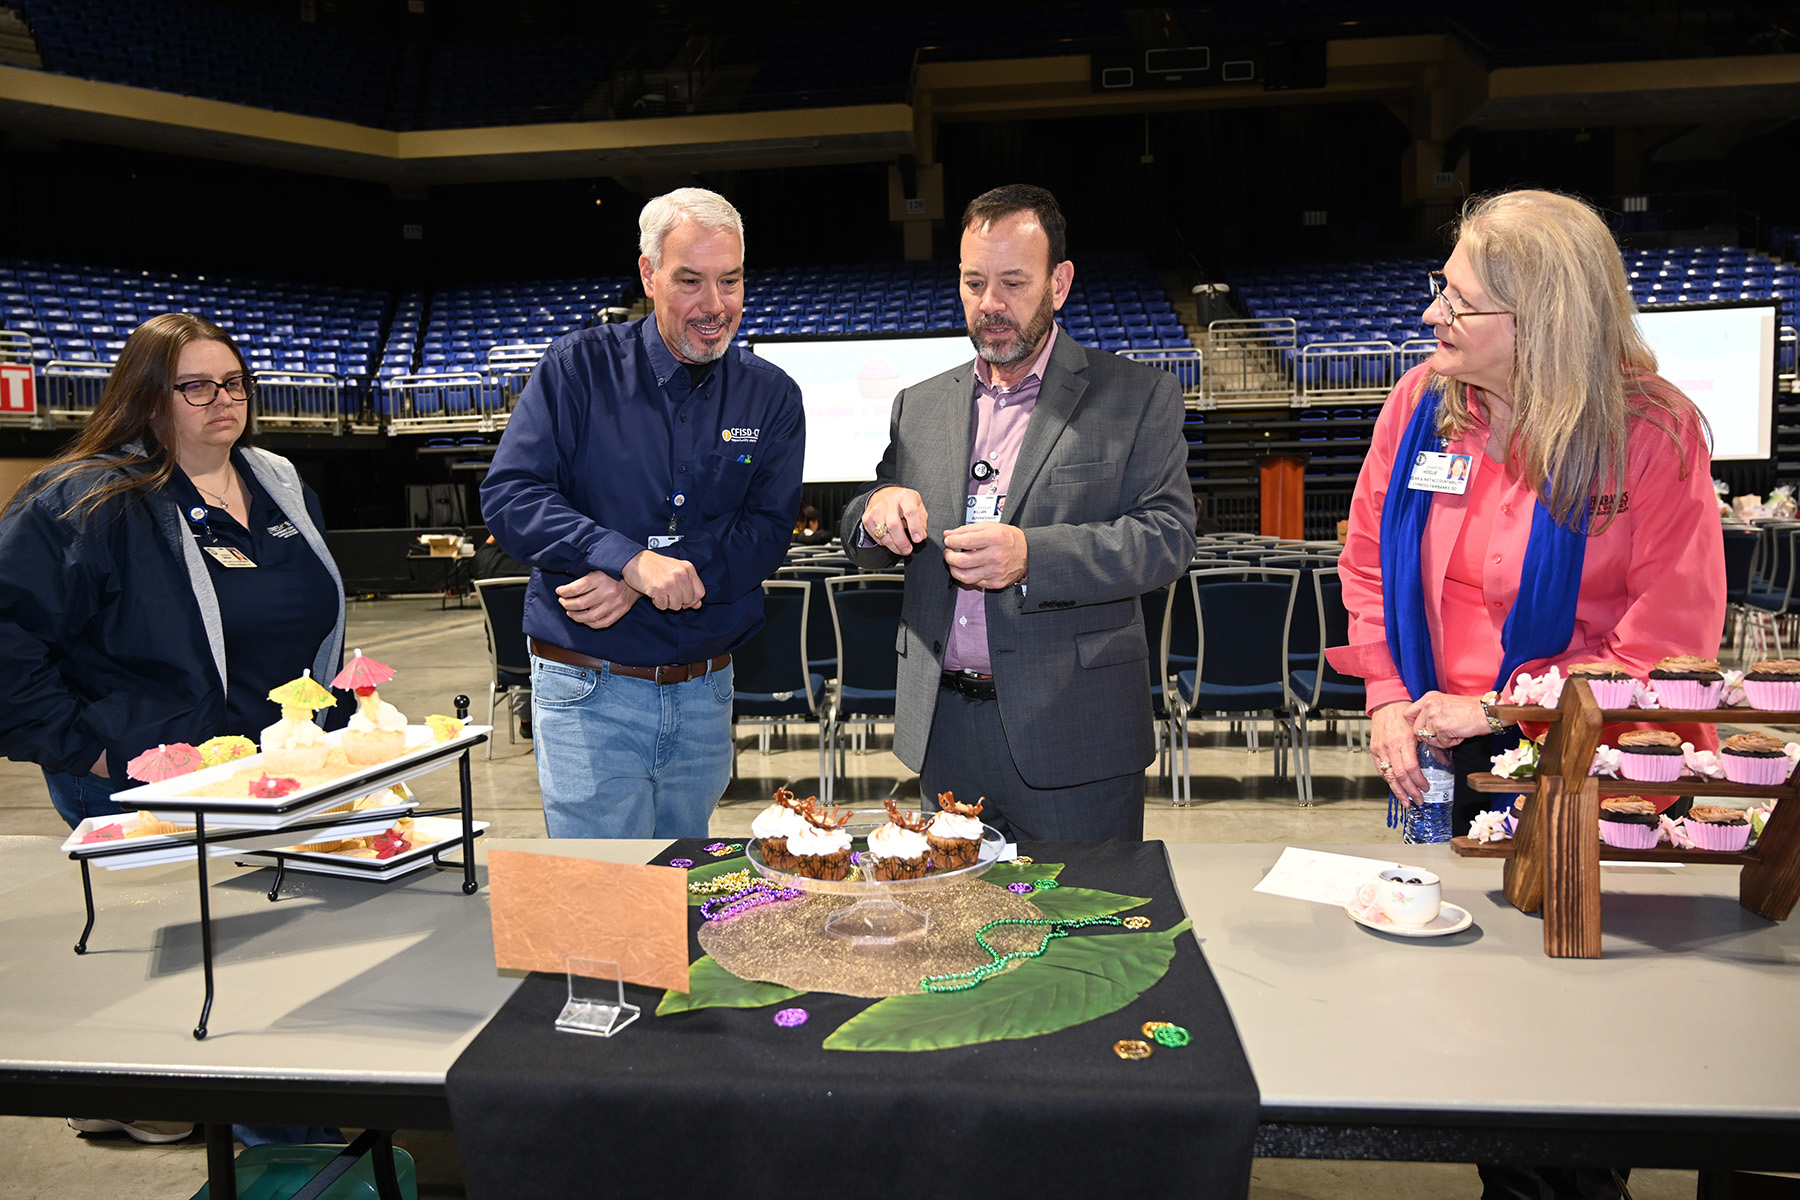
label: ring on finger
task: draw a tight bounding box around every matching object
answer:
[872,522,890,540]
[1375,760,1392,772]
[1416,727,1433,739]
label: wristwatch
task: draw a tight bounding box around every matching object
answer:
[1479,692,1509,734]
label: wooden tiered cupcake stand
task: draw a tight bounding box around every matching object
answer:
[1450,676,1800,958]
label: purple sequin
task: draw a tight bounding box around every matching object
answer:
[704,842,729,853]
[773,1008,809,1027]
[850,851,863,865]
[1007,882,1034,895]
[668,858,694,869]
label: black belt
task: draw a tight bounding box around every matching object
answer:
[940,670,997,701]
[530,639,730,685]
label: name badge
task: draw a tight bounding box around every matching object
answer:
[203,546,258,568]
[1407,451,1474,495]
[966,492,1005,524]
[648,535,684,550]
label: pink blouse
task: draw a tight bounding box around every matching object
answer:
[1329,365,1725,729]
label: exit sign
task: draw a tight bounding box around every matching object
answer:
[0,362,34,416]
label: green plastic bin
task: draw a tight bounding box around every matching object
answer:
[188,1143,417,1200]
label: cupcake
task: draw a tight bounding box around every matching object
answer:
[1684,804,1753,851]
[1742,659,1800,711]
[925,792,986,869]
[1719,732,1793,786]
[1565,662,1637,709]
[260,710,330,773]
[785,802,854,881]
[866,799,933,880]
[1598,796,1660,849]
[1615,729,1685,782]
[1647,655,1723,709]
[332,650,408,765]
[751,787,812,872]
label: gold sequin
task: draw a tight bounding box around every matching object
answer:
[1113,1039,1153,1060]
[1013,856,1034,865]
[1141,1020,1172,1038]
[1121,916,1152,930]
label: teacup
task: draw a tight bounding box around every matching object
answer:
[1355,868,1442,926]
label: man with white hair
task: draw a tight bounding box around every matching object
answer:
[483,188,804,838]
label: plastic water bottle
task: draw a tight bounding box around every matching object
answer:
[1398,740,1456,844]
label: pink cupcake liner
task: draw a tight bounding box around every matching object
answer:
[1598,819,1660,850]
[1583,678,1638,708]
[1742,679,1800,711]
[1617,751,1685,782]
[1685,818,1752,852]
[1720,753,1793,786]
[1650,679,1722,709]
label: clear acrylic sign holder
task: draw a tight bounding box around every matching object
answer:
[555,957,639,1038]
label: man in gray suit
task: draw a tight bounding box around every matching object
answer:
[840,185,1196,839]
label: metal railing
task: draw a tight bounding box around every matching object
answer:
[0,328,29,363]
[1204,318,1296,408]
[1295,340,1402,406]
[40,359,113,424]
[385,372,502,434]
[1120,347,1203,403]
[254,369,341,432]
[1782,325,1796,395]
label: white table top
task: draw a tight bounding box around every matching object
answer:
[1168,841,1800,1122]
[2,835,1796,1130]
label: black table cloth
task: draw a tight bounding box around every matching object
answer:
[447,839,1260,1199]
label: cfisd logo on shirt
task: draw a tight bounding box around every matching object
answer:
[721,427,760,444]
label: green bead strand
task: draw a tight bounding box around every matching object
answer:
[919,914,1124,993]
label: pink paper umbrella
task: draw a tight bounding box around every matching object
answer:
[125,742,204,783]
[330,648,397,695]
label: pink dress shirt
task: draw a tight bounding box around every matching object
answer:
[1329,364,1725,742]
[943,326,1056,675]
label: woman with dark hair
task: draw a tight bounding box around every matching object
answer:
[0,312,346,829]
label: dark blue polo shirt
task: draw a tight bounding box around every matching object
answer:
[480,317,805,667]
[176,453,342,736]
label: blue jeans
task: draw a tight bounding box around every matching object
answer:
[44,768,127,831]
[531,655,734,838]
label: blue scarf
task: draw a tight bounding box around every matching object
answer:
[1379,384,1590,701]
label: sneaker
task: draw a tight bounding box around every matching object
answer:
[68,1118,196,1144]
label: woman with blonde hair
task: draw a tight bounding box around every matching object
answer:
[0,312,345,831]
[1331,189,1724,842]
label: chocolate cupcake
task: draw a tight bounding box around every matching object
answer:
[1719,732,1793,786]
[1565,661,1638,708]
[1647,655,1724,709]
[1616,729,1685,782]
[1685,804,1753,851]
[1599,796,1660,850]
[1743,659,1800,711]
[750,787,810,872]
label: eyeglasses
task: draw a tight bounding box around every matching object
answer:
[173,375,255,405]
[1427,272,1510,327]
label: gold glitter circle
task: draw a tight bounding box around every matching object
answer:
[1113,1039,1153,1060]
[1121,916,1152,929]
[1141,1020,1172,1038]
[1013,856,1034,865]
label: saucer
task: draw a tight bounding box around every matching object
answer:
[1345,901,1473,938]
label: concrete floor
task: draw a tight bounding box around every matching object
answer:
[0,595,1729,1198]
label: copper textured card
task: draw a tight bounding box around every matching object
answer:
[487,849,690,992]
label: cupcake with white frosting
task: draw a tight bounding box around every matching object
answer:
[751,787,813,872]
[867,799,933,880]
[925,792,986,869]
[786,802,854,881]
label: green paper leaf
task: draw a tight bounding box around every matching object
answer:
[656,955,803,1015]
[822,918,1191,1052]
[685,855,751,906]
[1026,886,1151,921]
[983,861,1065,887]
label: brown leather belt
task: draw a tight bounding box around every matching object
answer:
[530,638,730,686]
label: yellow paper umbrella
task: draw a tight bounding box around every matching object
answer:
[266,669,336,712]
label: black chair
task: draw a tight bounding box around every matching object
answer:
[776,563,846,682]
[1722,527,1758,663]
[473,576,531,759]
[820,573,906,803]
[1742,527,1800,660]
[1146,577,1201,805]
[731,580,827,780]
[1287,567,1369,806]
[1172,567,1303,802]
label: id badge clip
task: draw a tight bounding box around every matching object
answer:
[965,492,1005,524]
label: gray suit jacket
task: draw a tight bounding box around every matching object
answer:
[840,333,1196,788]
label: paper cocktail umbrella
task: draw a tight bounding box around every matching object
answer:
[330,648,396,695]
[266,669,336,713]
[125,742,203,783]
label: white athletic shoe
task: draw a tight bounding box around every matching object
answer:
[67,1118,196,1144]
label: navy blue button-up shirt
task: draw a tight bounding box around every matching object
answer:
[481,317,804,667]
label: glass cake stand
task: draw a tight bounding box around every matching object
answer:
[742,815,1005,949]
